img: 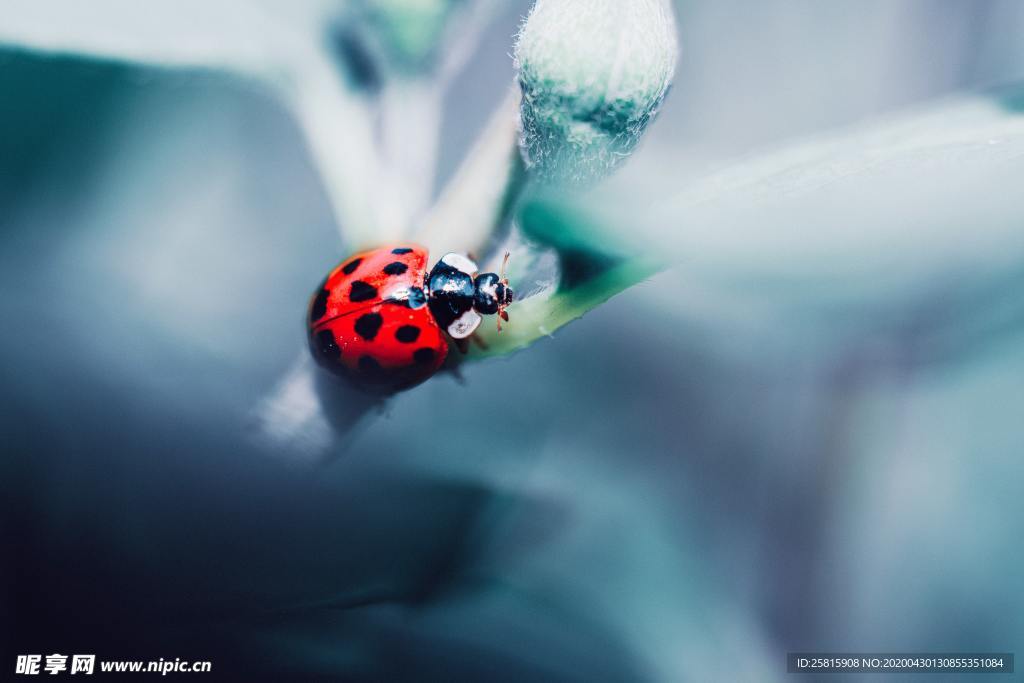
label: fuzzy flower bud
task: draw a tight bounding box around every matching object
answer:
[514,0,678,186]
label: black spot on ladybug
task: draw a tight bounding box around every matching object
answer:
[383,261,408,276]
[350,280,377,302]
[310,285,329,323]
[359,355,383,374]
[391,247,413,255]
[341,258,362,275]
[413,348,435,365]
[314,329,341,359]
[395,325,420,343]
[354,313,383,341]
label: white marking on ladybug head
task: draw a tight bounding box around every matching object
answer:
[478,278,498,299]
[447,309,482,339]
[440,252,478,275]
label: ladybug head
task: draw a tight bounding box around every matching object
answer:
[473,252,514,330]
[472,273,514,315]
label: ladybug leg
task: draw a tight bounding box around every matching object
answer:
[471,332,489,350]
[442,363,467,385]
[454,337,470,355]
[496,308,509,332]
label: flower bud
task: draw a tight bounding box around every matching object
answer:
[514,0,678,186]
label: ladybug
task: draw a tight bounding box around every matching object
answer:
[307,245,514,392]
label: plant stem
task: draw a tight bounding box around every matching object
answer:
[379,78,444,233]
[283,53,406,249]
[416,86,528,259]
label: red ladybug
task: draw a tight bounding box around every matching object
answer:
[307,245,513,392]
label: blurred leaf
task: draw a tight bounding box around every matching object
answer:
[641,85,1024,361]
[357,0,460,72]
[0,0,340,73]
[646,85,1024,304]
[0,0,415,246]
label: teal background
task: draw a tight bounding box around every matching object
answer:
[3,2,1024,680]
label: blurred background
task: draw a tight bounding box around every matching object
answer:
[3,1,1023,680]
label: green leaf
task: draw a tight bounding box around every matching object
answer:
[468,257,660,358]
[468,197,663,358]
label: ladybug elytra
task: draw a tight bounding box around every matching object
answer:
[307,245,513,392]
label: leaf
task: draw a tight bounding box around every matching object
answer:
[651,86,1024,291]
[640,86,1024,359]
[468,197,663,358]
[471,85,1024,359]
